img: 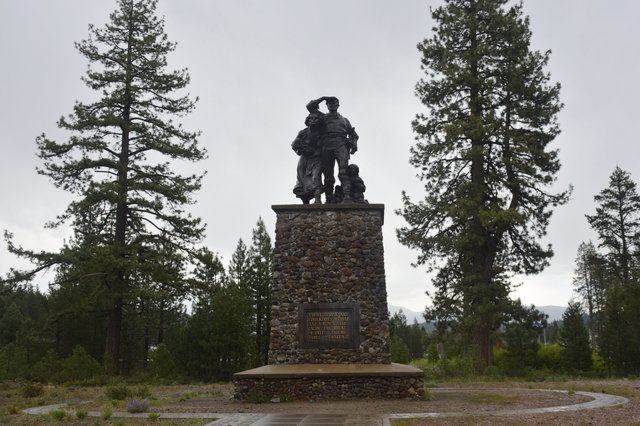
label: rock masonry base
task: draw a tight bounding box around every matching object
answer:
[234,363,425,400]
[268,204,391,364]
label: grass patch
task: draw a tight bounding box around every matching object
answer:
[102,408,113,420]
[6,404,21,414]
[245,392,272,404]
[50,409,66,420]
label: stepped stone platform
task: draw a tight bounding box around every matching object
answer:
[234,363,424,400]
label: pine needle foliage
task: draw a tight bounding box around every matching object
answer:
[3,0,205,373]
[398,0,569,365]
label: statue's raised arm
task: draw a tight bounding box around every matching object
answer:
[306,96,330,114]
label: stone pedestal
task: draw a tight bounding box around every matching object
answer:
[233,204,424,400]
[234,363,424,400]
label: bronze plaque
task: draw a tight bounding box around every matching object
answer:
[298,303,360,349]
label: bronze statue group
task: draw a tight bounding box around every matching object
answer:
[292,96,367,204]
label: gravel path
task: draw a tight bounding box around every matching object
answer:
[22,386,630,425]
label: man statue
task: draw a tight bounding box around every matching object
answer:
[306,96,359,203]
[291,113,324,204]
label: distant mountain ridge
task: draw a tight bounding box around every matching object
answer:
[536,305,566,322]
[388,305,424,324]
[388,304,566,324]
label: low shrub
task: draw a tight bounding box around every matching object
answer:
[105,384,132,400]
[149,412,161,421]
[483,365,505,380]
[536,344,562,371]
[148,343,176,379]
[134,385,151,398]
[60,345,101,382]
[102,408,113,420]
[126,398,150,413]
[410,358,445,380]
[75,409,88,419]
[441,354,478,378]
[278,395,295,402]
[30,350,62,383]
[21,382,44,398]
[246,392,271,404]
[592,352,607,374]
[51,409,66,420]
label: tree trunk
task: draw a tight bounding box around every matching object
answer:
[105,297,123,374]
[474,323,493,368]
[104,3,134,375]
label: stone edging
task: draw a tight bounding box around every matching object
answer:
[22,388,630,425]
[382,388,630,425]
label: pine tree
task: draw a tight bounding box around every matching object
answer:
[398,0,569,366]
[3,0,205,373]
[389,311,428,361]
[228,239,251,290]
[248,218,273,366]
[586,167,640,287]
[500,301,546,376]
[572,241,606,348]
[559,301,592,372]
[0,302,23,346]
[190,248,226,301]
[586,167,640,374]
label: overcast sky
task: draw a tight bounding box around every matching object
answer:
[1,0,639,313]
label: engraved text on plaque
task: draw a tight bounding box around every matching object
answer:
[298,303,360,349]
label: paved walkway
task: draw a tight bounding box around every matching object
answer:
[22,388,629,426]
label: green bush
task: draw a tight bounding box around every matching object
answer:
[441,354,479,378]
[60,345,101,382]
[493,346,506,367]
[390,335,410,364]
[0,343,28,379]
[537,344,562,371]
[592,351,607,374]
[501,341,540,377]
[21,382,44,398]
[149,412,161,421]
[75,409,88,419]
[148,343,176,379]
[102,408,113,420]
[51,409,66,420]
[31,350,62,382]
[410,358,444,380]
[483,365,504,380]
[105,384,133,400]
[134,385,151,398]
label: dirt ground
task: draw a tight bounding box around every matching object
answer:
[2,379,640,425]
[390,380,640,425]
[148,387,589,415]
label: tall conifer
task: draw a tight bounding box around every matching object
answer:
[585,167,640,374]
[398,0,569,365]
[4,0,205,373]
